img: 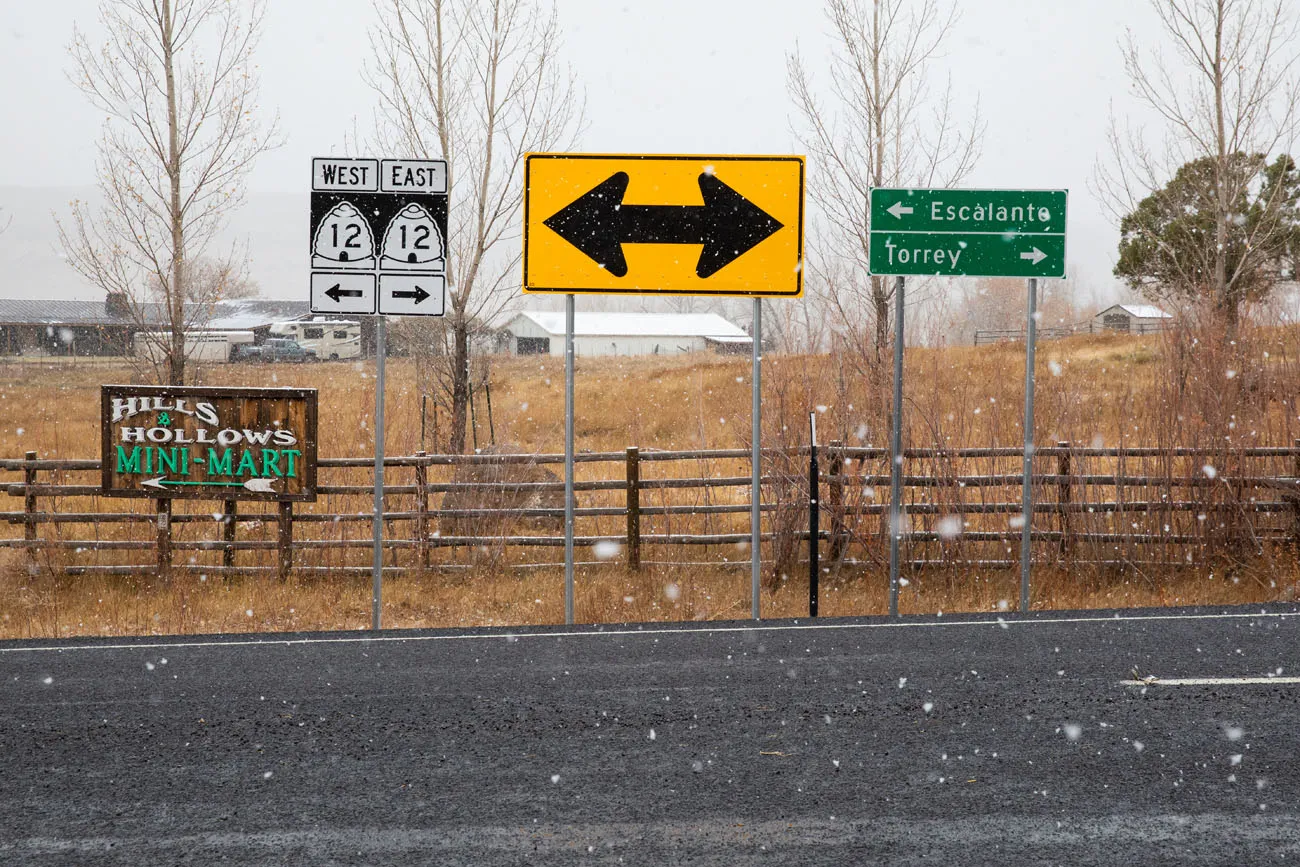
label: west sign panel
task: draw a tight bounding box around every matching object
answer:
[101,386,318,501]
[523,154,805,297]
[868,188,1067,278]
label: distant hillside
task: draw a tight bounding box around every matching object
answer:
[0,186,306,301]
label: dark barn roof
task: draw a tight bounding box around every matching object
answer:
[0,298,310,329]
[0,299,162,326]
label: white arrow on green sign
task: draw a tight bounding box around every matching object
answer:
[868,187,1067,278]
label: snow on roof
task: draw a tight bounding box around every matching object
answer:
[1101,304,1173,320]
[512,311,751,340]
[203,299,311,330]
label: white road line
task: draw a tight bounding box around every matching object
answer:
[0,608,1295,655]
[1121,676,1300,687]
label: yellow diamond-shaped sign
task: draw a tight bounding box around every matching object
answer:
[523,154,805,297]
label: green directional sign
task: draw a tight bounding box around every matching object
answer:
[868,187,1067,278]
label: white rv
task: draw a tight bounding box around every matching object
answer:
[132,330,255,364]
[269,319,362,360]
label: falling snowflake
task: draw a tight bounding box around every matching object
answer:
[593,540,621,560]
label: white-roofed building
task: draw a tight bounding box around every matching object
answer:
[503,311,751,357]
[1093,303,1174,334]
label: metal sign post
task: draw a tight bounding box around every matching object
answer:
[1020,277,1038,613]
[372,315,386,630]
[308,156,448,632]
[808,411,819,618]
[564,294,576,625]
[869,187,1067,619]
[751,297,762,620]
[522,153,806,624]
[888,275,905,617]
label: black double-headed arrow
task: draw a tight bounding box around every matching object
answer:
[543,172,783,278]
[324,283,363,303]
[393,285,431,304]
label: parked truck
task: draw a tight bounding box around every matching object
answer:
[232,338,318,363]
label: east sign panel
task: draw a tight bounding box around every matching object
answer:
[523,154,805,297]
[101,386,319,502]
[868,188,1067,278]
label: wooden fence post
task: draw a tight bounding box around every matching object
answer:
[222,499,237,569]
[827,440,845,562]
[23,450,36,564]
[1057,441,1072,559]
[626,446,641,571]
[155,498,172,577]
[415,450,430,570]
[277,500,293,580]
[1292,438,1300,553]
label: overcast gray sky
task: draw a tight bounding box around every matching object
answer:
[1,0,1167,301]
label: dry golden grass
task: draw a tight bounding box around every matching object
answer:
[1,554,1284,640]
[2,323,1298,640]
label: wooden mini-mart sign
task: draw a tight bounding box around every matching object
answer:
[101,385,318,501]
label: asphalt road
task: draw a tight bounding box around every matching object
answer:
[2,605,1299,866]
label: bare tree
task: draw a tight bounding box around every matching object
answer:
[1095,0,1300,330]
[787,0,982,355]
[58,0,278,385]
[367,0,583,453]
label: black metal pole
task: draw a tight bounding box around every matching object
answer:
[809,411,819,618]
[469,378,479,451]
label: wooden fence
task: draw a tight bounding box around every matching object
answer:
[974,321,1171,346]
[2,443,1298,579]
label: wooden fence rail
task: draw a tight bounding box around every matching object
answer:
[3,443,1298,578]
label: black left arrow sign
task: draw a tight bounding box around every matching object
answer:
[392,285,431,304]
[543,171,783,278]
[325,283,363,303]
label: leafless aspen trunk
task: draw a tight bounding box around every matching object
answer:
[787,0,982,357]
[58,0,278,385]
[368,0,584,453]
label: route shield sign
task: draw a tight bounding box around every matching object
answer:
[868,188,1067,278]
[523,154,805,297]
[101,385,318,502]
[310,157,449,316]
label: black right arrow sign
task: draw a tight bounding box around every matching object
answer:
[543,171,784,278]
[392,285,431,304]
